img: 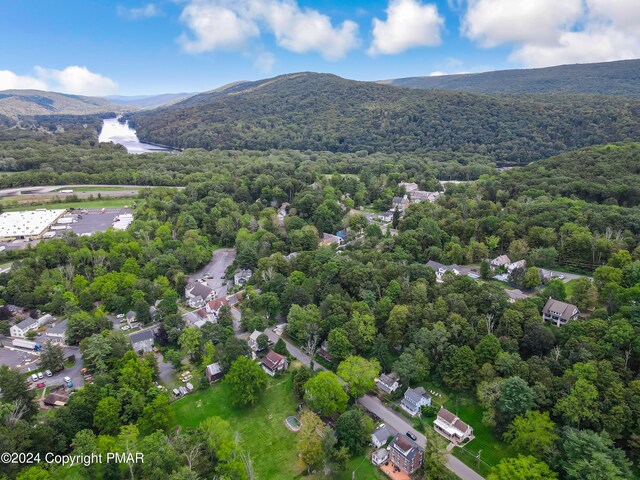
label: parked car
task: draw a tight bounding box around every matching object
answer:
[121,325,130,331]
[36,382,46,388]
[116,314,125,319]
[66,380,73,388]
[31,374,38,382]
[37,372,44,379]
[63,376,71,383]
[45,370,52,377]
[406,431,417,441]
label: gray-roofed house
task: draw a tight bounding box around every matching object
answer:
[126,311,136,323]
[206,362,224,382]
[248,330,263,352]
[389,434,424,474]
[391,195,410,212]
[542,298,580,327]
[507,259,526,274]
[371,424,397,448]
[185,282,215,308]
[44,319,68,344]
[371,448,389,466]
[10,316,38,338]
[490,254,511,268]
[376,372,400,395]
[505,289,529,303]
[400,387,431,417]
[434,407,473,444]
[426,260,461,281]
[130,329,155,354]
[233,269,253,287]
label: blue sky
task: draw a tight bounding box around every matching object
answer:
[1,0,638,95]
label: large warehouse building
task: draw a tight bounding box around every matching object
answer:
[0,209,66,240]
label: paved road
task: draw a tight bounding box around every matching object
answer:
[262,327,326,371]
[358,395,484,480]
[189,248,236,298]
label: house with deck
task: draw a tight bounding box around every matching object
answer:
[434,407,473,444]
[185,282,215,308]
[542,298,580,327]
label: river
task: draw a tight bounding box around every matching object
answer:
[98,117,172,154]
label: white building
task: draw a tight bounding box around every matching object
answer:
[10,317,38,338]
[0,209,66,240]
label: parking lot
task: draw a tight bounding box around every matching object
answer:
[67,208,133,235]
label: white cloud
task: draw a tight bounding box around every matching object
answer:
[253,51,275,72]
[429,71,447,76]
[178,0,359,61]
[368,0,444,55]
[0,70,48,91]
[117,3,162,20]
[460,0,640,67]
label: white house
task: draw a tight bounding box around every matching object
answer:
[205,297,229,318]
[248,330,263,352]
[542,298,580,327]
[434,407,473,444]
[261,351,288,376]
[130,329,155,354]
[400,387,431,417]
[185,282,215,308]
[10,317,38,338]
[490,255,511,268]
[507,259,526,274]
[371,424,396,448]
[233,269,252,286]
[375,373,400,395]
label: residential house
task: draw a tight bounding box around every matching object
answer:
[490,255,511,268]
[43,319,68,344]
[400,387,431,417]
[261,351,288,376]
[205,297,229,318]
[192,308,215,328]
[43,390,70,407]
[398,182,419,193]
[126,310,136,323]
[434,407,473,444]
[375,372,400,395]
[426,260,462,281]
[371,448,389,466]
[227,291,243,306]
[317,339,333,363]
[320,233,343,246]
[542,298,580,327]
[410,190,442,203]
[205,362,224,382]
[539,269,554,283]
[371,424,396,448]
[10,316,38,338]
[185,282,215,308]
[505,289,529,303]
[233,269,252,287]
[389,434,424,474]
[391,195,410,212]
[507,259,526,274]
[248,330,263,352]
[129,329,155,354]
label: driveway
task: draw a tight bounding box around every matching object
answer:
[358,395,484,480]
[189,248,236,297]
[262,327,326,371]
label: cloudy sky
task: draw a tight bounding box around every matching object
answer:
[1,0,639,95]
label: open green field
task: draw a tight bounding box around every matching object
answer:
[172,373,303,479]
[445,394,513,475]
[2,198,135,212]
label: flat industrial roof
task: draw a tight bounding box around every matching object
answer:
[0,209,66,238]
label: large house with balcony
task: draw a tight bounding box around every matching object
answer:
[434,407,473,444]
[542,298,580,327]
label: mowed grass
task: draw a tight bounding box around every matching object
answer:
[2,198,135,212]
[172,373,303,479]
[445,395,513,473]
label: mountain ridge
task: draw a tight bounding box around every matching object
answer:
[0,89,120,118]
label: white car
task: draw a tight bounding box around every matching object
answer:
[116,314,125,319]
[121,325,130,331]
[63,376,71,383]
[31,374,38,382]
[37,372,44,379]
[45,370,53,377]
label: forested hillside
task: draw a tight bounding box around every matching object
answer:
[492,143,640,207]
[129,72,640,163]
[385,59,640,97]
[0,90,119,118]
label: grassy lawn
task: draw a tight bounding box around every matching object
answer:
[331,451,386,480]
[444,394,513,473]
[172,373,304,479]
[2,198,135,212]
[564,278,580,299]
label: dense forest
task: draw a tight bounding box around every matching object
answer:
[2,126,640,478]
[128,73,640,163]
[385,59,640,98]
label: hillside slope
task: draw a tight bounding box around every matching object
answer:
[384,59,640,97]
[130,72,640,163]
[494,143,640,207]
[105,92,195,108]
[0,90,119,118]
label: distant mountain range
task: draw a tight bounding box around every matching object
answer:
[0,90,119,118]
[382,59,640,98]
[129,71,640,163]
[105,92,196,108]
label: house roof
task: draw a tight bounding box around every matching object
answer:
[130,329,154,344]
[249,330,262,341]
[14,316,37,330]
[426,260,447,270]
[46,319,68,334]
[508,259,526,271]
[491,254,511,266]
[234,269,252,278]
[126,310,136,319]
[404,387,431,404]
[206,363,222,376]
[543,298,579,320]
[195,308,208,319]
[378,373,399,387]
[187,282,213,298]
[437,407,457,425]
[505,289,528,301]
[207,297,228,311]
[390,435,421,461]
[372,424,396,443]
[44,391,69,406]
[454,418,471,433]
[262,351,286,369]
